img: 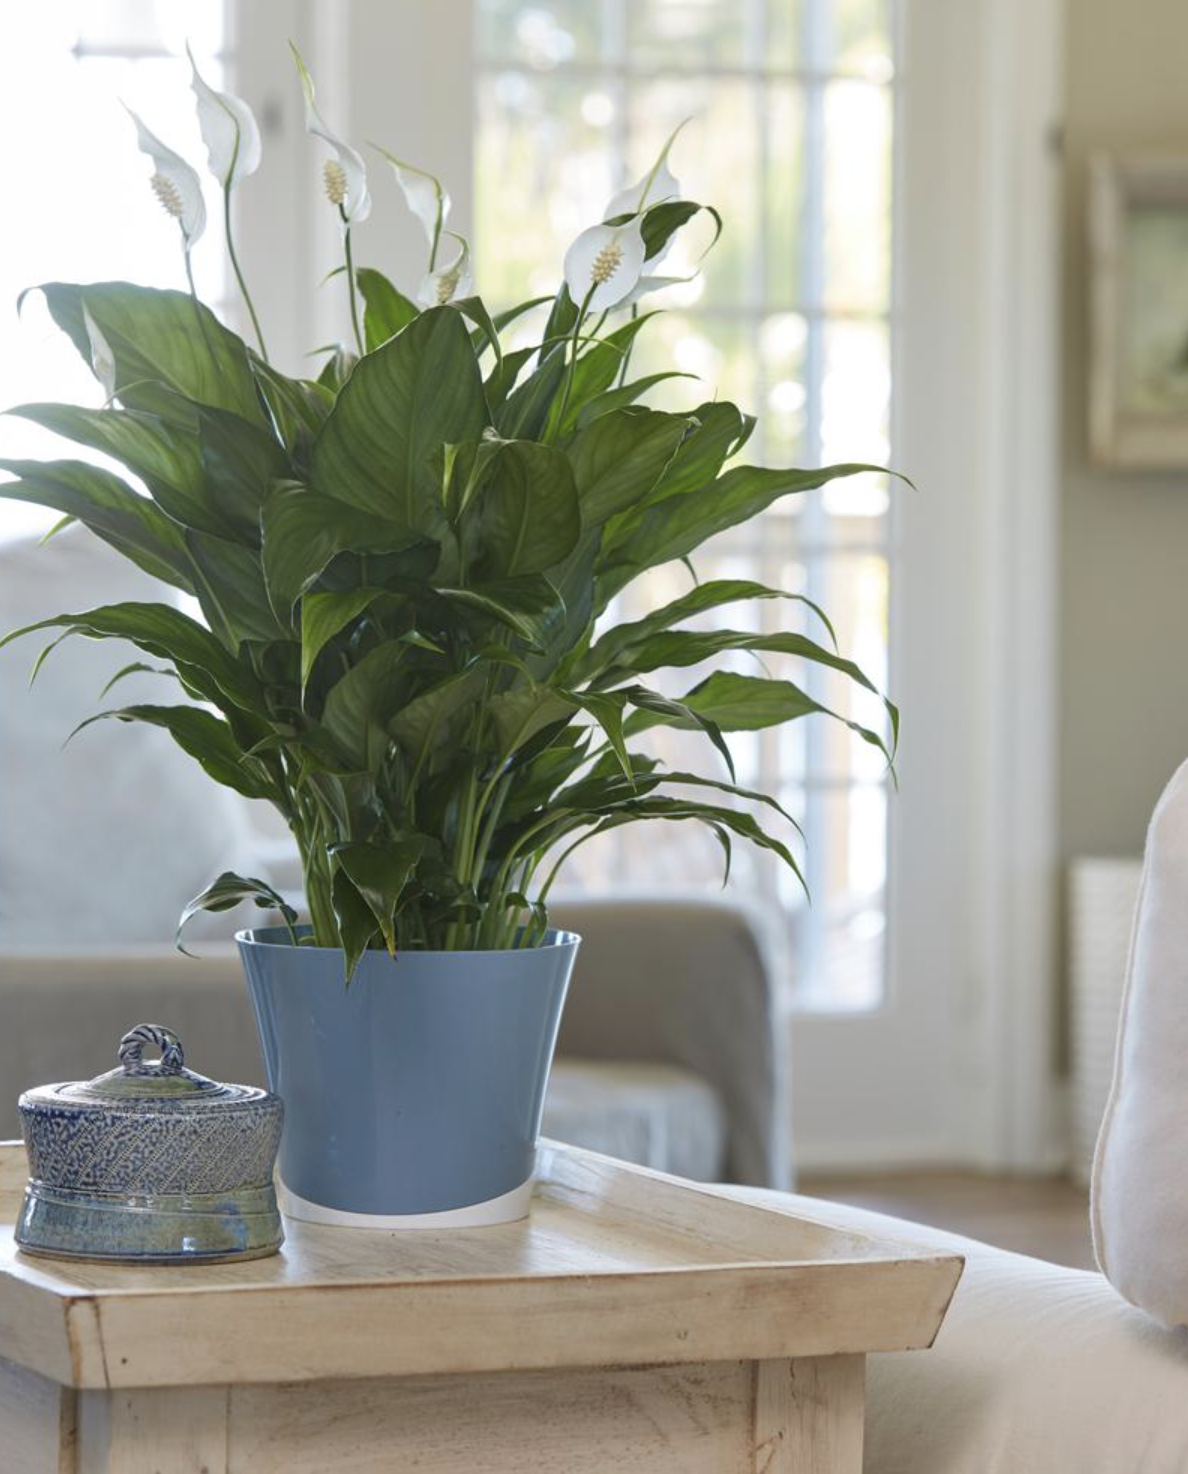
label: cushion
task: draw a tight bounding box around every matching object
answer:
[0,530,255,945]
[543,1058,727,1181]
[731,1187,1188,1473]
[1092,757,1188,1327]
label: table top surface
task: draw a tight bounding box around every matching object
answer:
[0,1140,963,1389]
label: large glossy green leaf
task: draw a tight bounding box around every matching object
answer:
[561,689,632,782]
[622,684,735,780]
[260,482,424,614]
[249,357,331,458]
[496,343,565,440]
[356,267,419,350]
[566,408,688,529]
[193,405,291,543]
[310,306,487,532]
[465,440,580,579]
[0,458,193,591]
[38,282,266,427]
[71,704,278,800]
[487,682,572,753]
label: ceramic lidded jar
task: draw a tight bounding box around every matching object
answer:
[16,1023,283,1263]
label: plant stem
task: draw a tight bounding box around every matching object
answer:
[224,187,269,361]
[547,286,597,444]
[340,212,365,356]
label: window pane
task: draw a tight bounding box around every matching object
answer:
[474,0,896,1012]
[823,80,892,310]
[0,10,227,542]
[628,0,751,70]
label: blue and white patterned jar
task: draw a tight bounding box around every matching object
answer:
[16,1023,283,1263]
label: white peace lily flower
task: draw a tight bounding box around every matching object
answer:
[188,43,261,188]
[417,232,472,308]
[375,147,450,257]
[563,218,646,312]
[82,304,116,398]
[125,107,206,245]
[604,156,681,222]
[290,44,371,224]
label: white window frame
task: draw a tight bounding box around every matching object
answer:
[236,0,1065,1172]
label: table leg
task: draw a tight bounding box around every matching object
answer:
[0,1355,75,1474]
[755,1356,866,1474]
[75,1387,229,1474]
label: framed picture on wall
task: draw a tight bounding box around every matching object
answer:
[1089,155,1188,470]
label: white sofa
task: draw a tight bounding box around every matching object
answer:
[732,1188,1188,1472]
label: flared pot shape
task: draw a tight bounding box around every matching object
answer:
[236,927,579,1228]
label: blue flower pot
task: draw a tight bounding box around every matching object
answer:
[236,927,579,1229]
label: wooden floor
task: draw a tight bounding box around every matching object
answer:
[798,1172,1096,1270]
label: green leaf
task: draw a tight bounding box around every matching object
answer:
[583,579,836,676]
[71,704,278,800]
[300,588,385,689]
[356,267,419,350]
[0,457,193,591]
[38,281,267,427]
[320,640,412,772]
[575,372,697,428]
[260,482,424,614]
[607,631,895,758]
[310,305,487,533]
[329,869,378,980]
[496,343,565,440]
[177,871,298,953]
[567,408,689,529]
[601,461,882,596]
[250,356,332,457]
[192,404,292,543]
[0,601,262,716]
[454,295,502,361]
[487,682,573,754]
[438,574,565,650]
[465,440,581,579]
[389,668,486,769]
[639,200,722,262]
[622,684,735,780]
[331,838,426,954]
[184,531,292,646]
[562,689,633,783]
[543,313,659,440]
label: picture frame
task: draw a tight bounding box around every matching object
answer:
[1089,154,1188,470]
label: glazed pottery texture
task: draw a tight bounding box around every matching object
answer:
[238,928,579,1223]
[17,1024,284,1263]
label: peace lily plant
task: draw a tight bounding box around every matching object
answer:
[1,49,897,979]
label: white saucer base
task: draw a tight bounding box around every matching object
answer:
[278,1176,534,1230]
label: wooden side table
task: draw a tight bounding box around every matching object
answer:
[0,1140,962,1473]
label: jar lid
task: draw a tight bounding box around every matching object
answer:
[22,1023,270,1113]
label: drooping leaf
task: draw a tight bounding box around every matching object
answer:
[331,837,426,954]
[0,601,263,716]
[177,871,298,953]
[0,457,194,591]
[330,866,380,981]
[71,704,279,800]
